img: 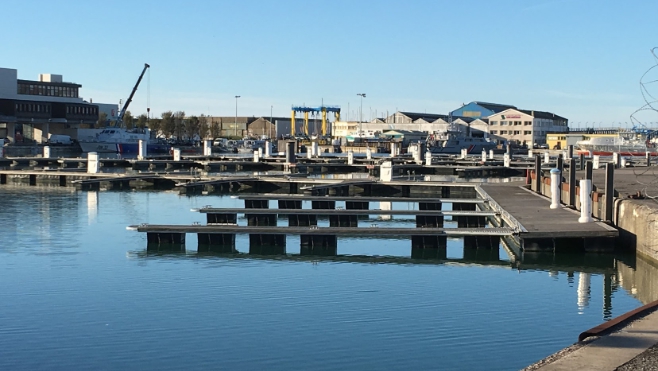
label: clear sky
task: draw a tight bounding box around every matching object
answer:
[4,0,658,127]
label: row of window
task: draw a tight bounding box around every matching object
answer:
[490,121,533,126]
[66,105,97,115]
[491,130,533,135]
[14,103,98,116]
[17,83,79,98]
[15,103,51,113]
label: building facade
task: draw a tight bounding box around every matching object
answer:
[0,68,101,143]
[450,101,516,119]
[487,108,568,147]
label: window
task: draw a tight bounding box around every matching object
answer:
[513,131,520,135]
[490,130,497,134]
[490,121,498,125]
[501,121,508,125]
[500,130,508,134]
[514,121,521,125]
[524,121,532,126]
[524,131,532,135]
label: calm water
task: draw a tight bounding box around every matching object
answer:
[0,185,655,371]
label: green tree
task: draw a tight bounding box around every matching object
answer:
[160,111,175,137]
[209,117,221,139]
[148,118,162,137]
[185,115,201,141]
[124,110,134,129]
[136,113,148,129]
[198,115,209,139]
[97,112,108,128]
[173,111,185,140]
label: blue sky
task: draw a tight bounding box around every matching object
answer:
[4,0,658,126]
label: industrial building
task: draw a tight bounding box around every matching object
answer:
[0,67,106,143]
[487,108,568,147]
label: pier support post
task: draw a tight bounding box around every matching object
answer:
[286,141,296,163]
[605,162,614,222]
[300,235,337,256]
[506,144,511,155]
[329,215,358,227]
[197,233,235,253]
[557,154,564,176]
[138,140,147,160]
[647,151,651,167]
[288,214,317,226]
[312,200,335,209]
[453,202,477,211]
[578,179,594,223]
[425,151,432,165]
[265,141,271,158]
[249,234,286,255]
[416,215,444,228]
[613,152,620,168]
[380,161,393,182]
[43,145,51,158]
[87,152,99,174]
[245,199,269,209]
[568,145,574,160]
[534,154,542,193]
[203,140,212,156]
[147,232,186,245]
[206,213,238,224]
[550,168,561,209]
[569,158,576,207]
[411,236,447,260]
[173,148,181,161]
[586,160,593,181]
[346,201,369,210]
[579,153,585,171]
[456,215,486,228]
[0,146,4,158]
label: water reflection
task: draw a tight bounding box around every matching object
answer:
[616,254,658,304]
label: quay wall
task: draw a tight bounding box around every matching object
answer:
[531,170,658,263]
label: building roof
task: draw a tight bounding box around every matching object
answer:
[382,129,426,135]
[17,79,81,88]
[399,112,450,122]
[472,101,516,113]
[518,109,568,121]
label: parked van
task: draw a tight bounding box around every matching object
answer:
[47,134,72,145]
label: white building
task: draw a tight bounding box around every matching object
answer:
[487,108,568,147]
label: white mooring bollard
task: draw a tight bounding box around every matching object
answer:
[390,143,397,158]
[620,157,627,168]
[481,150,487,162]
[380,161,393,182]
[504,153,511,168]
[489,149,494,160]
[366,147,372,160]
[253,150,260,162]
[413,147,422,164]
[460,148,468,159]
[528,150,533,158]
[264,141,271,158]
[203,140,212,156]
[347,151,354,165]
[306,149,312,159]
[544,151,550,164]
[87,152,99,174]
[578,179,594,223]
[138,139,147,160]
[43,145,51,159]
[173,148,181,162]
[425,151,432,165]
[593,155,600,170]
[613,152,621,168]
[550,168,561,209]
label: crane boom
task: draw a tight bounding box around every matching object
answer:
[117,63,150,126]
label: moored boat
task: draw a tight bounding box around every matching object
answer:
[426,130,496,154]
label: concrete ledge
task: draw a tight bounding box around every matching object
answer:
[579,299,658,341]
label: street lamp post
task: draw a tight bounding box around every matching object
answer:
[270,105,273,139]
[357,93,366,134]
[234,95,240,138]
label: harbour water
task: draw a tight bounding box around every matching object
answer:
[0,186,656,370]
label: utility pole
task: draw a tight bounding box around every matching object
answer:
[357,93,366,133]
[270,105,273,139]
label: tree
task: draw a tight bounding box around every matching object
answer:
[97,112,108,128]
[148,118,162,137]
[185,115,201,141]
[124,110,134,129]
[198,115,209,139]
[173,111,185,140]
[160,111,175,137]
[136,114,148,129]
[209,117,221,139]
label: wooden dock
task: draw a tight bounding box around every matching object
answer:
[480,183,618,252]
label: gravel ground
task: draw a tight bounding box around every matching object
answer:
[520,341,587,371]
[616,343,658,371]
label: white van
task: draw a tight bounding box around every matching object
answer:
[47,134,72,145]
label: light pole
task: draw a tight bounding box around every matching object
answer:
[270,105,273,139]
[234,95,240,138]
[357,93,366,133]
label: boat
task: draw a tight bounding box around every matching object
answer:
[576,133,658,156]
[79,128,169,154]
[426,130,496,154]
